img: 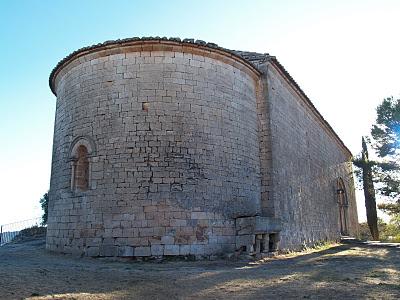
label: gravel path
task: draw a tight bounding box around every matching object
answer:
[0,238,399,299]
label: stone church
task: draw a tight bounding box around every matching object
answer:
[46,37,358,257]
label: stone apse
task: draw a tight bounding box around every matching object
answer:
[46,37,358,257]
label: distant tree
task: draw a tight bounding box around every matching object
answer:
[359,218,400,242]
[353,137,379,240]
[39,192,49,225]
[370,97,400,216]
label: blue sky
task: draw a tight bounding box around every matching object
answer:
[1,0,399,224]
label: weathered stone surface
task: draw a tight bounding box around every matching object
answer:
[46,38,358,258]
[164,245,180,256]
[86,246,99,257]
[100,245,118,257]
[161,236,174,245]
[179,245,191,255]
[236,234,256,247]
[135,247,151,257]
[190,245,205,255]
[118,246,134,257]
[262,64,358,250]
[151,245,164,256]
[255,217,282,233]
[235,217,256,235]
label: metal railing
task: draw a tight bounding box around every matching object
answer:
[0,217,42,246]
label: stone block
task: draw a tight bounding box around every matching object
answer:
[235,234,255,247]
[100,245,118,257]
[179,245,191,255]
[118,246,134,257]
[235,216,256,235]
[255,217,282,234]
[135,246,151,257]
[86,246,99,257]
[191,212,208,219]
[164,245,180,256]
[217,236,235,244]
[170,219,187,227]
[151,245,164,256]
[221,243,236,253]
[204,244,221,255]
[190,244,205,255]
[161,235,174,244]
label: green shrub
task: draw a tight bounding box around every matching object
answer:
[39,192,49,225]
[359,217,400,242]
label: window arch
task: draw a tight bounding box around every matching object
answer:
[69,136,96,192]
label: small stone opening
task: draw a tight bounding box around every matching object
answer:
[268,233,279,252]
[74,145,89,191]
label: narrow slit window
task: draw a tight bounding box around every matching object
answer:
[74,145,89,191]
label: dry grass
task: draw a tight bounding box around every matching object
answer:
[0,238,399,299]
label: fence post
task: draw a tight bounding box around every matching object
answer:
[0,225,3,246]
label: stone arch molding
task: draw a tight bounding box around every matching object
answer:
[69,136,96,192]
[69,136,96,159]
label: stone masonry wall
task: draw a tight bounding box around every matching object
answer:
[264,63,358,250]
[255,64,274,217]
[47,44,261,257]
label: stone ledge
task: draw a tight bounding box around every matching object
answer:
[236,216,282,236]
[255,216,282,234]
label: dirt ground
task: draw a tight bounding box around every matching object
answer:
[0,238,399,300]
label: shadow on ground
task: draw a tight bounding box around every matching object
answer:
[0,238,399,299]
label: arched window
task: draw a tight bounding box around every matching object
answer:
[74,145,89,190]
[70,136,96,192]
[336,178,349,235]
